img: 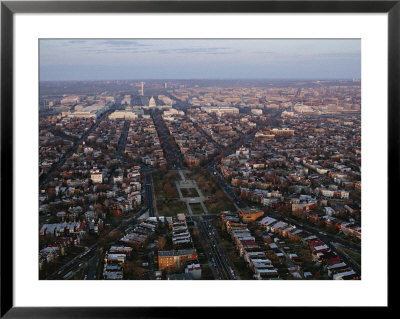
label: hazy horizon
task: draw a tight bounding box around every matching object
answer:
[39,77,360,83]
[40,39,361,81]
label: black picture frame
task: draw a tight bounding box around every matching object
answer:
[1,0,396,317]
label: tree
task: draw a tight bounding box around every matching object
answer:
[104,199,109,208]
[165,171,176,181]
[108,229,123,241]
[326,223,338,234]
[215,190,225,199]
[253,229,263,239]
[191,228,200,237]
[124,261,147,279]
[163,182,177,198]
[316,219,326,228]
[314,270,322,279]
[299,248,313,264]
[155,183,162,193]
[156,236,167,250]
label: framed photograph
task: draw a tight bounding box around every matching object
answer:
[1,0,395,316]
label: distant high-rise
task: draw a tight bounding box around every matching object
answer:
[140,81,144,96]
[164,82,167,89]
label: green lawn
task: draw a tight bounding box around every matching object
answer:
[181,188,200,198]
[156,199,188,217]
[189,203,205,215]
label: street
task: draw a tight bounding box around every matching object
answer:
[195,216,236,280]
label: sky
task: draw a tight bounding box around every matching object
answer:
[40,39,361,81]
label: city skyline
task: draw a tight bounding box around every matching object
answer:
[40,39,361,81]
[39,79,361,281]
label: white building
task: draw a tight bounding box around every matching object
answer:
[108,111,138,120]
[236,147,249,156]
[201,106,239,115]
[185,263,202,279]
[251,109,263,115]
[91,170,104,184]
[324,207,336,216]
[321,189,334,198]
[69,104,109,120]
[149,96,156,108]
[106,254,126,263]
